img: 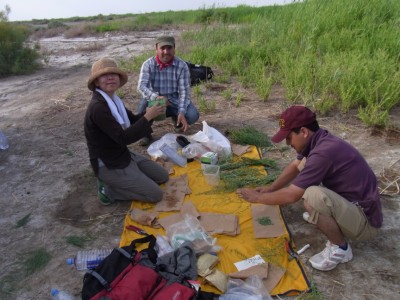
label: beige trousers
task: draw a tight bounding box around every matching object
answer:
[303,186,378,242]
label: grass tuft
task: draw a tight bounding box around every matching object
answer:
[66,235,92,248]
[15,213,31,228]
[229,126,272,148]
[24,248,52,275]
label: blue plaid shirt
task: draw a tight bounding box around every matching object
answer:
[137,56,191,114]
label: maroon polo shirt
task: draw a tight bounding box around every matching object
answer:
[292,129,382,228]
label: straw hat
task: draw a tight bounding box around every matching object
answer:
[87,57,128,91]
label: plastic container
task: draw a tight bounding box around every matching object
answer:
[0,130,9,150]
[67,249,113,271]
[50,288,76,300]
[202,165,220,186]
[148,98,166,121]
[200,152,218,165]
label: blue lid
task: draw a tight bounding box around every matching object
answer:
[51,288,59,296]
[66,258,74,265]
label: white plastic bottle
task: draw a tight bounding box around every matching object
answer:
[67,249,113,271]
[0,130,9,150]
[50,288,76,300]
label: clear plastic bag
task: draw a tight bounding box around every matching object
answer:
[181,142,209,159]
[155,235,174,257]
[166,214,220,254]
[220,276,272,300]
[147,133,179,160]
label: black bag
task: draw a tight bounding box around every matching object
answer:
[185,62,214,86]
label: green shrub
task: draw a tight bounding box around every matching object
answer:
[0,22,41,75]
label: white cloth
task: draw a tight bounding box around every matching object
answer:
[96,88,131,129]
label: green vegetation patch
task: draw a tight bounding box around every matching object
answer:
[257,216,273,226]
[66,235,93,248]
[24,248,52,275]
[229,126,272,148]
[15,213,31,228]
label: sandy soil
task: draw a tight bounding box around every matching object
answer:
[0,30,399,300]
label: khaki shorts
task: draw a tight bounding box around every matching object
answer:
[302,186,378,242]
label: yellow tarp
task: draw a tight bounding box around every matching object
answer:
[120,147,311,296]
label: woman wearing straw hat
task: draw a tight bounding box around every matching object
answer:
[84,57,169,205]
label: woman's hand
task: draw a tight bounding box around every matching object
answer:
[144,102,166,121]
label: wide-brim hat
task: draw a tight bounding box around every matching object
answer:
[271,106,317,143]
[87,57,128,91]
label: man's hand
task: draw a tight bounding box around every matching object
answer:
[254,186,273,193]
[177,113,188,132]
[236,188,263,203]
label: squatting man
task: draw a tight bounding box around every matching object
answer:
[237,105,382,271]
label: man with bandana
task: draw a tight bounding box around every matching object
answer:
[136,36,200,146]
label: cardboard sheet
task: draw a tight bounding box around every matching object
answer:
[251,204,285,238]
[120,147,311,296]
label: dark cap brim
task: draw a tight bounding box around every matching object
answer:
[271,129,291,143]
[157,42,174,48]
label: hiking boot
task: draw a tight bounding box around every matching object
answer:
[138,135,153,147]
[309,241,353,271]
[97,179,113,205]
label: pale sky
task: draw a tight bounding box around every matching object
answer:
[2,0,290,21]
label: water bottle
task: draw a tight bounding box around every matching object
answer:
[67,249,113,271]
[50,288,76,300]
[0,130,9,150]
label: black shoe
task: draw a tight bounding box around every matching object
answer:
[139,135,153,147]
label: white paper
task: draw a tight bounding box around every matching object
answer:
[234,254,266,271]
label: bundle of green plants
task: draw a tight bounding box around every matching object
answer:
[219,156,277,171]
[202,157,278,194]
[219,167,277,192]
[229,126,271,148]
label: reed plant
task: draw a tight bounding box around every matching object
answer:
[181,0,400,127]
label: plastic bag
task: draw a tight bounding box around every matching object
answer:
[160,143,187,167]
[181,142,209,159]
[156,235,174,257]
[147,133,179,160]
[189,121,232,159]
[166,214,220,254]
[220,276,272,300]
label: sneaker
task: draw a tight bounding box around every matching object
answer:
[309,241,353,271]
[97,179,113,205]
[138,135,153,147]
[303,212,310,222]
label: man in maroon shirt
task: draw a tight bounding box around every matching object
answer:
[237,106,382,271]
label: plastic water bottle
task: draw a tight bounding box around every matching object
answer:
[67,249,113,271]
[0,130,9,150]
[50,288,76,300]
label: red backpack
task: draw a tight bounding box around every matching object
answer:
[81,235,196,300]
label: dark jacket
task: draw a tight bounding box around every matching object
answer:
[84,91,152,175]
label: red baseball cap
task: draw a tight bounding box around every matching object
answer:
[271,106,316,143]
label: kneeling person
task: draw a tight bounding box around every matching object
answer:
[84,57,169,205]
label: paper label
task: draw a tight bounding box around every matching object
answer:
[234,254,266,271]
